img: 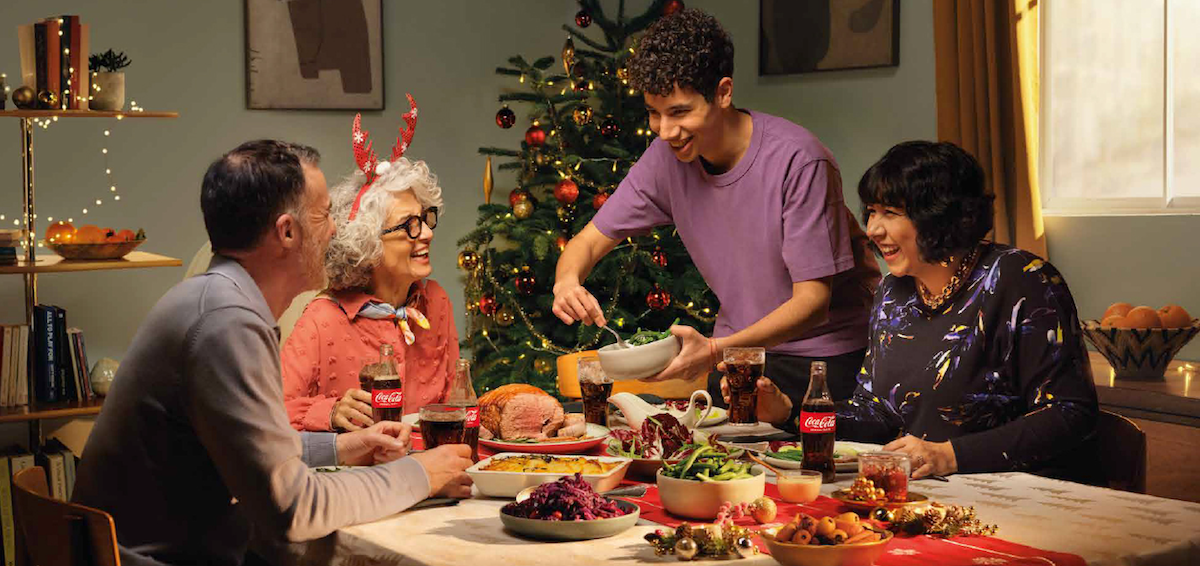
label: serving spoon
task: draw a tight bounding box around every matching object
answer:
[601,324,631,349]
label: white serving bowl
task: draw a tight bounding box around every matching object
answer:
[597,336,682,381]
[655,468,766,520]
[466,452,631,498]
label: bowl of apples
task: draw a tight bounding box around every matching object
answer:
[44,221,146,260]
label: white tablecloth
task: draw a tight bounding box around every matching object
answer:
[293,471,1200,566]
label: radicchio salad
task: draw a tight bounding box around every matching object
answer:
[606,413,718,460]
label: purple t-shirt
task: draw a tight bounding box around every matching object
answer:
[592,111,879,357]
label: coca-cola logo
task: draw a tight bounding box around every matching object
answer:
[800,412,836,433]
[373,389,403,408]
[464,406,480,427]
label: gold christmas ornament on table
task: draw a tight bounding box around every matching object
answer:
[562,35,576,74]
[483,155,494,203]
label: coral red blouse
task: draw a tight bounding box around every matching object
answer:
[281,280,459,431]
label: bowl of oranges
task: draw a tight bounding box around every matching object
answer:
[44,221,146,260]
[1082,303,1199,380]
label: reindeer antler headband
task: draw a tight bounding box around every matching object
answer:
[349,93,419,220]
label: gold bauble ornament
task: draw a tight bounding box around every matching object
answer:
[483,155,494,204]
[572,104,594,125]
[562,35,576,74]
[533,358,553,374]
[534,152,549,166]
[616,66,630,81]
[495,306,515,327]
[674,537,698,560]
[513,199,534,219]
[457,250,480,271]
[869,506,896,523]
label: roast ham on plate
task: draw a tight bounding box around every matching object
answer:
[478,384,566,441]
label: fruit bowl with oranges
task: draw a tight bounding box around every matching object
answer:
[43,221,146,260]
[1082,302,1199,380]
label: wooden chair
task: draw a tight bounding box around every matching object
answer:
[1096,409,1147,493]
[11,466,120,566]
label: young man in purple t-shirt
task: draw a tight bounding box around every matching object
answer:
[552,9,879,425]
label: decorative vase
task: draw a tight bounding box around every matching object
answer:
[90,357,120,396]
[90,72,125,111]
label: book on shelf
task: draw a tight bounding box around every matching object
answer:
[15,326,28,407]
[6,450,34,566]
[51,306,74,403]
[32,451,64,502]
[0,326,11,407]
[42,440,75,501]
[67,329,92,400]
[32,306,57,405]
[0,456,12,566]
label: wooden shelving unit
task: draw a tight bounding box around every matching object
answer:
[3,109,180,443]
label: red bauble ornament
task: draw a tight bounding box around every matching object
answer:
[593,191,610,210]
[509,189,530,207]
[525,125,546,147]
[495,106,516,129]
[554,179,579,204]
[651,247,668,268]
[555,235,569,251]
[514,268,537,295]
[575,10,592,28]
[663,0,685,16]
[647,286,672,310]
[478,294,499,316]
[600,117,620,138]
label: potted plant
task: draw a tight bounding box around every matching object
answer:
[88,49,130,111]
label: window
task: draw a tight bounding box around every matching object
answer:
[1041,0,1200,215]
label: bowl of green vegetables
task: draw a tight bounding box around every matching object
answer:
[656,445,765,519]
[597,323,682,381]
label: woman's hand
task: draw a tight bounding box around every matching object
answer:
[883,434,958,478]
[332,388,375,431]
[718,361,793,425]
[641,325,712,383]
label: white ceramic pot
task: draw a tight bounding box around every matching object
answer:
[90,72,125,111]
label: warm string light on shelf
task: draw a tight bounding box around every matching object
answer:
[0,117,133,234]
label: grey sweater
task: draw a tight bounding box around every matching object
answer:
[72,255,429,565]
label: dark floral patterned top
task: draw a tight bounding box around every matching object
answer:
[840,243,1099,475]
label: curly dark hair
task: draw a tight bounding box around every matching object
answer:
[627,8,734,101]
[857,141,994,264]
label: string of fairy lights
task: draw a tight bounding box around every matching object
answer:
[1,77,145,245]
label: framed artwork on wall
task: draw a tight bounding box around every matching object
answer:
[245,0,383,109]
[759,0,900,75]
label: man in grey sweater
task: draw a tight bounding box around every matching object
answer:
[72,140,473,565]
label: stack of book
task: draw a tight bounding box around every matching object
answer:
[15,15,90,111]
[0,230,23,267]
[0,325,29,408]
[29,305,93,406]
[0,441,76,565]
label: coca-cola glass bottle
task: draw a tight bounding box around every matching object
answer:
[444,358,480,461]
[800,361,836,482]
[370,344,404,423]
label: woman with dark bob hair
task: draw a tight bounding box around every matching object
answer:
[737,141,1100,482]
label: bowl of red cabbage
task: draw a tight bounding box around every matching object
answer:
[499,473,641,540]
[597,324,681,380]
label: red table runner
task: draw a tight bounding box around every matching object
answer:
[619,483,1087,566]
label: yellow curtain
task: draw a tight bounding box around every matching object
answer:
[933,0,1045,258]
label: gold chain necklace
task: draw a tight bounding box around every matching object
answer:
[917,244,982,310]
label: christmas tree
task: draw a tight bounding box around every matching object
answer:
[457,0,717,395]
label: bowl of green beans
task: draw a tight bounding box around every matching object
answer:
[655,445,765,519]
[597,324,682,381]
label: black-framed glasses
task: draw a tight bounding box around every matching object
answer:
[382,207,438,239]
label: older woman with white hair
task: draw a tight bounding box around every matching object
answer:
[282,107,459,431]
